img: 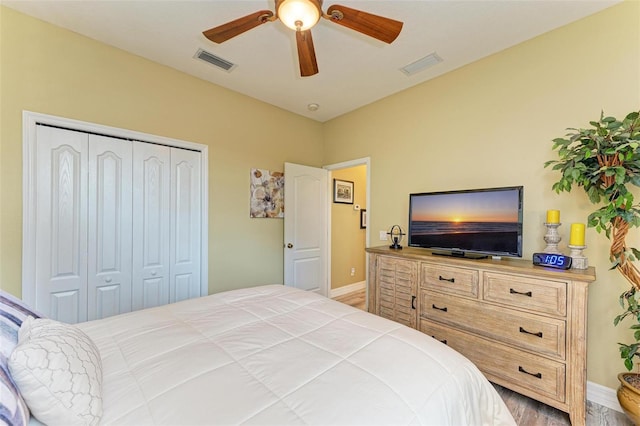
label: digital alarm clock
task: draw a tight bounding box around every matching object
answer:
[532,252,572,269]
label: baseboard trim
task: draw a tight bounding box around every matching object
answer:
[588,380,623,413]
[330,281,366,298]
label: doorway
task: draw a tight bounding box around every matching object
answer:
[324,158,370,305]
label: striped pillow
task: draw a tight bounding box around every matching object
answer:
[0,291,41,426]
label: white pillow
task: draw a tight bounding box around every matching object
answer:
[8,317,103,426]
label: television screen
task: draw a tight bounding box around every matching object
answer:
[408,186,523,258]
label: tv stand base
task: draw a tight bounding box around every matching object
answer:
[431,250,488,259]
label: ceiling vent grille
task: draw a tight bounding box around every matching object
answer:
[195,49,236,72]
[400,52,443,76]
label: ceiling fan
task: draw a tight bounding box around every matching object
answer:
[202,0,403,77]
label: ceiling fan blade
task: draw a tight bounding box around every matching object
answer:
[325,4,403,44]
[203,10,274,43]
[296,30,319,77]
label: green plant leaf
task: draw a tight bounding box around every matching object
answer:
[546,111,640,371]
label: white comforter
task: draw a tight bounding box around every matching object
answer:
[77,285,515,425]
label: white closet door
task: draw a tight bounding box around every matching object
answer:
[88,135,133,320]
[132,142,171,310]
[35,126,89,323]
[25,114,207,323]
[170,148,202,302]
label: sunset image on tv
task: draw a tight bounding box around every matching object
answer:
[409,188,522,255]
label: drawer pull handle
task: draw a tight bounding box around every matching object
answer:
[519,326,543,338]
[430,336,448,345]
[518,366,542,379]
[432,304,448,312]
[431,336,447,345]
[510,288,532,297]
[411,295,416,310]
[439,275,455,283]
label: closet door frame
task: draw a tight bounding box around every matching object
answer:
[22,110,209,307]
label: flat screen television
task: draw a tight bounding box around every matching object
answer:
[408,186,523,259]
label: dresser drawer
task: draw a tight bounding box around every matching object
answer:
[420,263,479,298]
[420,320,566,403]
[483,272,567,317]
[421,290,566,359]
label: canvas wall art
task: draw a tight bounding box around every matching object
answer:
[250,168,284,218]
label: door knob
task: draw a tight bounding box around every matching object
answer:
[287,243,293,248]
[105,277,112,283]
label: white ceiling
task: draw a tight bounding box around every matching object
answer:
[2,0,619,122]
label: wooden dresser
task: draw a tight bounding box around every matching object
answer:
[366,246,596,426]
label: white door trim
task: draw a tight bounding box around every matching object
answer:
[22,110,209,304]
[324,157,371,305]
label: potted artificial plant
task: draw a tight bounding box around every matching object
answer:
[545,110,640,422]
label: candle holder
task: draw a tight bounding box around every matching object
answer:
[543,222,562,253]
[568,245,588,269]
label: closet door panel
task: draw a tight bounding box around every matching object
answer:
[170,148,202,302]
[50,291,82,324]
[88,135,133,320]
[95,285,121,320]
[132,142,171,310]
[35,125,88,323]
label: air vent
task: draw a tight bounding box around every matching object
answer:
[194,49,236,72]
[400,52,443,76]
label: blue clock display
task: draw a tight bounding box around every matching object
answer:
[532,253,572,269]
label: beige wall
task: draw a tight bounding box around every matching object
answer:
[323,1,640,390]
[0,6,323,297]
[2,1,639,393]
[330,165,366,290]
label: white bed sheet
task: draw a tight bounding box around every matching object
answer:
[75,285,515,425]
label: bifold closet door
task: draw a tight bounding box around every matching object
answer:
[170,148,201,303]
[31,125,203,322]
[87,134,133,321]
[35,126,89,323]
[35,127,133,323]
[132,142,171,310]
[131,143,202,308]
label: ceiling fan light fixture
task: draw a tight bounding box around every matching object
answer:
[277,0,321,31]
[203,1,402,78]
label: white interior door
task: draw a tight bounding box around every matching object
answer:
[34,126,89,323]
[132,142,171,310]
[87,134,133,321]
[283,162,328,296]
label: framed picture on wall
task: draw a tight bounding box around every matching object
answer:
[360,209,367,229]
[333,179,354,204]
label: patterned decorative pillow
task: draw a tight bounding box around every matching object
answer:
[8,317,103,426]
[0,291,41,426]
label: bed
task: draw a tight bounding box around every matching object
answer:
[1,285,516,425]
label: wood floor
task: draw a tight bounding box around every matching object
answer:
[333,289,366,310]
[332,289,631,426]
[494,383,631,425]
